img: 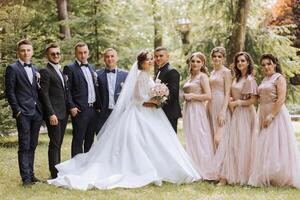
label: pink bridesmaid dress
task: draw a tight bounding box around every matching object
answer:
[248,73,300,188]
[208,68,231,144]
[208,67,232,179]
[182,74,215,180]
[218,75,258,185]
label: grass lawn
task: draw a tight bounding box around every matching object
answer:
[1,124,300,200]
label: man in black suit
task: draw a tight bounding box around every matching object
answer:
[39,43,68,178]
[95,48,128,134]
[64,42,101,157]
[5,39,43,187]
[154,47,182,133]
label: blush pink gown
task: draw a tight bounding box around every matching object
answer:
[248,73,300,188]
[208,67,232,147]
[218,75,258,185]
[208,67,232,180]
[182,74,215,180]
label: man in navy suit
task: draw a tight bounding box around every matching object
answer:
[39,43,68,178]
[95,48,128,134]
[64,42,101,157]
[5,39,43,187]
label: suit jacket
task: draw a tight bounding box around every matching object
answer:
[5,60,42,118]
[63,61,101,110]
[97,68,128,112]
[155,63,182,119]
[39,63,68,120]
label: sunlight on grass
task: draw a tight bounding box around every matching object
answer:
[1,125,300,200]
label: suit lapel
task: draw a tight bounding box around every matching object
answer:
[47,63,64,89]
[158,63,169,81]
[114,69,121,96]
[17,61,32,87]
[98,70,107,91]
[75,61,88,85]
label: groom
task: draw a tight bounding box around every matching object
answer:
[154,47,182,133]
[95,48,128,134]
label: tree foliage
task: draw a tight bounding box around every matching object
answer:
[0,0,300,133]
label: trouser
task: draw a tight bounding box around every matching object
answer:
[95,109,113,135]
[16,110,43,183]
[46,114,68,178]
[71,107,97,157]
[168,118,178,134]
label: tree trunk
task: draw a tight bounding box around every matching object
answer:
[227,0,251,65]
[292,0,300,55]
[56,0,71,39]
[152,0,162,49]
[152,0,163,73]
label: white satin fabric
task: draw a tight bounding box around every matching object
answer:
[48,67,200,190]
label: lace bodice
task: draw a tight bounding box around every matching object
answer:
[133,71,155,104]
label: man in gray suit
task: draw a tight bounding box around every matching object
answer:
[96,48,128,134]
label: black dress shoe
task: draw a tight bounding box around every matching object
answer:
[31,177,41,183]
[22,181,33,188]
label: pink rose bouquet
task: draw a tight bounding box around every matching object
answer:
[149,79,169,107]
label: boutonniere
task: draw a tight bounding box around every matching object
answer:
[120,82,124,88]
[93,72,99,87]
[64,75,68,82]
[36,72,41,89]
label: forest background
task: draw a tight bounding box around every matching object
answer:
[0,0,300,134]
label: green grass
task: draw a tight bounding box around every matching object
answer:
[1,126,300,200]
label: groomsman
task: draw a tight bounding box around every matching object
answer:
[95,48,128,134]
[154,46,182,133]
[64,42,101,157]
[5,39,43,187]
[39,43,68,178]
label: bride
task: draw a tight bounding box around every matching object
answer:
[48,50,200,190]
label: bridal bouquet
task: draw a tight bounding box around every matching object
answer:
[149,79,169,107]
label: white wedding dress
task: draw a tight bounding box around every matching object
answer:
[47,64,200,190]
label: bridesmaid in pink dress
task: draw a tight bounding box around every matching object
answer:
[208,47,232,150]
[249,54,300,188]
[208,47,232,183]
[182,52,214,180]
[217,52,258,185]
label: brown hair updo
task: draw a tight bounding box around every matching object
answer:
[137,50,150,70]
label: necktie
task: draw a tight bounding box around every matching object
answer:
[105,68,116,73]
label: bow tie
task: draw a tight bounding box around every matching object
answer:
[105,68,116,73]
[23,63,32,68]
[80,63,88,67]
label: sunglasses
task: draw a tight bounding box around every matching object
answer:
[50,52,61,56]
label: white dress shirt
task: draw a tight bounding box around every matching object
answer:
[106,67,117,109]
[19,59,33,84]
[77,60,96,104]
[49,62,64,87]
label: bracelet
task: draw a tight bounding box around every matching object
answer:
[237,100,242,107]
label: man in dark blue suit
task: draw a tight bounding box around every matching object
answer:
[5,39,43,187]
[95,48,128,134]
[64,42,101,157]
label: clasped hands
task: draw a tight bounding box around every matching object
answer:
[143,98,160,108]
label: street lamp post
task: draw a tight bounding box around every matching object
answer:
[176,17,191,55]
